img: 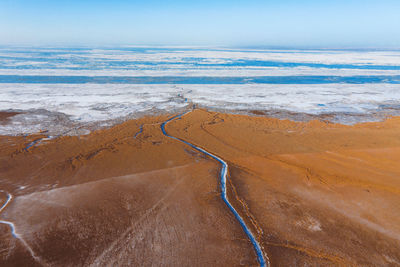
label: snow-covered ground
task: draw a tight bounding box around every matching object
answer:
[1,83,400,135]
[0,47,399,135]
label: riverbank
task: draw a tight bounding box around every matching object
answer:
[1,109,400,266]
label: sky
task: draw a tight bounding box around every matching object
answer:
[0,0,399,48]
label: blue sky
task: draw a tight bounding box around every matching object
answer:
[0,0,399,48]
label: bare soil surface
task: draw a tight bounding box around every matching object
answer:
[0,112,20,124]
[168,109,400,266]
[1,109,400,266]
[0,113,256,266]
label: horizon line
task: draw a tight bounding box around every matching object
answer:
[1,43,400,51]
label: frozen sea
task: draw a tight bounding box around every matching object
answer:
[1,46,400,135]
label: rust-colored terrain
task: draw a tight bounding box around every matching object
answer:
[1,109,400,266]
[0,112,20,124]
[168,110,400,266]
[0,113,257,266]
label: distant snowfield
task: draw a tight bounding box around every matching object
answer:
[1,47,400,77]
[1,83,400,135]
[1,47,400,65]
[0,47,400,135]
[1,67,400,77]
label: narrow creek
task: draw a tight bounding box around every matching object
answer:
[161,112,268,267]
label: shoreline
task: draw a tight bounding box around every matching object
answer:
[1,104,400,137]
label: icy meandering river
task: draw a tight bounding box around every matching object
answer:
[0,191,42,264]
[161,112,269,267]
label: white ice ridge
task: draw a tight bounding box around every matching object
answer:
[1,83,400,135]
[0,83,400,116]
[1,48,400,79]
[1,47,400,65]
[1,67,400,77]
[0,190,43,264]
